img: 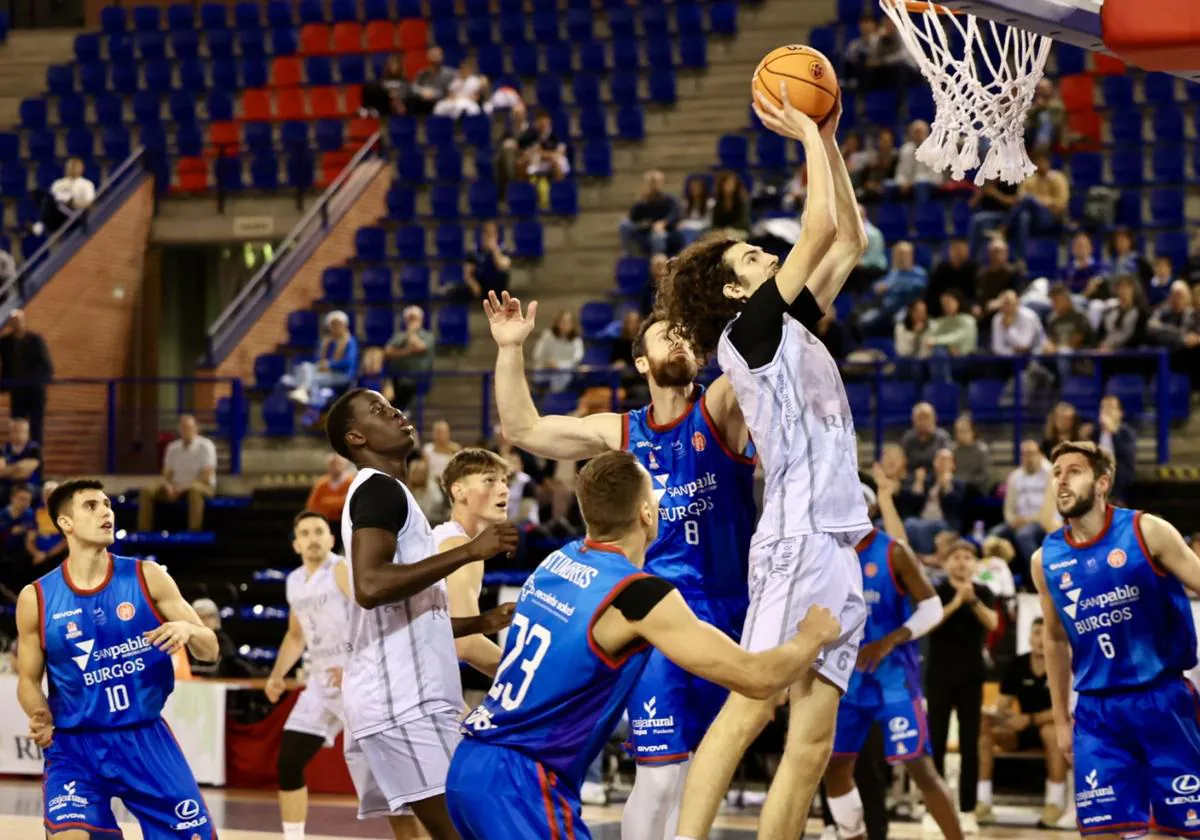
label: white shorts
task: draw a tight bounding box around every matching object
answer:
[349,709,462,818]
[741,531,868,693]
[283,683,344,747]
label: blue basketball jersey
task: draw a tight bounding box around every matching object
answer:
[1041,506,1197,695]
[37,554,174,730]
[623,389,756,618]
[846,530,921,704]
[462,539,653,790]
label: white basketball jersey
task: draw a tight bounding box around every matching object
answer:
[717,314,870,539]
[431,520,468,548]
[340,468,463,738]
[285,555,352,679]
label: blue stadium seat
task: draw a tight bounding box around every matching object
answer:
[26,131,55,164]
[1101,76,1133,109]
[331,0,358,22]
[1155,231,1188,268]
[75,33,101,63]
[1062,376,1101,416]
[253,354,287,391]
[133,92,161,125]
[531,10,560,42]
[583,142,612,177]
[1055,44,1087,75]
[709,1,737,35]
[615,256,649,296]
[262,394,295,436]
[250,155,279,189]
[436,224,465,261]
[1143,73,1176,105]
[718,134,749,171]
[438,305,470,348]
[572,73,601,107]
[207,91,234,121]
[679,35,707,69]
[865,89,899,128]
[20,99,47,131]
[33,160,60,190]
[511,43,539,78]
[170,29,199,60]
[1106,374,1145,419]
[497,12,527,44]
[362,0,391,20]
[168,4,196,32]
[396,225,426,261]
[57,94,86,127]
[430,185,461,221]
[137,31,166,61]
[535,75,563,110]
[66,128,94,161]
[306,56,333,86]
[467,182,499,219]
[100,6,127,34]
[649,70,676,105]
[322,267,353,304]
[466,17,494,49]
[339,54,366,85]
[178,59,206,92]
[676,4,705,36]
[914,202,947,239]
[755,132,788,170]
[617,105,644,141]
[1149,190,1184,227]
[144,60,173,94]
[432,17,461,49]
[362,266,396,302]
[400,265,431,301]
[507,182,538,217]
[287,310,320,348]
[965,378,1006,423]
[1069,151,1102,189]
[513,220,544,258]
[424,116,455,151]
[271,27,297,55]
[243,121,272,152]
[108,34,134,64]
[47,65,74,96]
[1025,238,1059,278]
[645,37,673,69]
[215,156,243,192]
[397,149,425,185]
[566,8,593,42]
[0,133,17,163]
[878,381,917,426]
[641,4,670,37]
[434,149,463,183]
[0,163,26,198]
[239,28,265,59]
[1152,145,1185,183]
[921,382,961,420]
[1109,111,1143,144]
[210,60,238,94]
[477,45,506,80]
[550,181,578,216]
[460,114,492,150]
[388,116,417,150]
[21,232,46,260]
[1152,106,1185,142]
[364,308,395,347]
[1115,191,1142,228]
[611,37,642,71]
[438,263,465,297]
[235,2,262,29]
[387,184,416,221]
[103,127,131,160]
[580,302,613,339]
[356,227,387,262]
[207,29,234,60]
[875,203,909,241]
[315,120,344,152]
[177,124,203,157]
[611,72,640,105]
[287,151,314,190]
[199,1,228,29]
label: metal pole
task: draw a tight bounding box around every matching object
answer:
[1156,350,1169,464]
[230,378,244,475]
[1012,356,1025,465]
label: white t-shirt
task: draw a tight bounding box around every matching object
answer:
[50,176,96,211]
[1006,464,1049,521]
[164,436,217,488]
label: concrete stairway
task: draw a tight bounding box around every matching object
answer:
[0,29,78,128]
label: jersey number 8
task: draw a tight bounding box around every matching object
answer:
[684,520,699,546]
[489,613,552,711]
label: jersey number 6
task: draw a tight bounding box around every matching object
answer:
[489,613,553,711]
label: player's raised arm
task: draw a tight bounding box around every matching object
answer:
[441,534,504,676]
[1137,513,1200,593]
[485,291,621,460]
[1030,549,1074,760]
[265,611,307,703]
[139,560,219,662]
[15,585,53,747]
[753,82,838,306]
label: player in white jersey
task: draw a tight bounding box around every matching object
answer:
[263,511,357,840]
[655,88,873,840]
[324,388,519,840]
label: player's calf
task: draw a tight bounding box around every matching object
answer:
[407,794,460,840]
[905,756,964,840]
[277,730,326,839]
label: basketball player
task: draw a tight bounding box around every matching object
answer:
[324,388,520,840]
[654,86,871,840]
[433,448,514,676]
[825,525,960,840]
[486,293,783,840]
[15,479,219,838]
[264,510,358,840]
[446,450,842,840]
[1034,441,1200,838]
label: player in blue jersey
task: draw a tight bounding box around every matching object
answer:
[486,292,777,840]
[15,478,221,839]
[1033,441,1200,839]
[445,450,841,840]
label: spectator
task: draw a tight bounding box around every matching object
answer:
[976,239,1023,317]
[462,220,512,300]
[0,309,52,444]
[0,243,14,290]
[138,414,217,532]
[609,311,646,396]
[1107,227,1152,287]
[409,46,456,116]
[284,311,359,408]
[640,253,668,317]
[360,54,409,116]
[33,157,96,237]
[926,239,977,314]
[904,447,967,554]
[952,413,991,495]
[859,127,899,202]
[1148,280,1199,347]
[841,131,873,183]
[1061,233,1109,298]
[878,443,923,521]
[977,618,1066,826]
[1086,395,1136,505]
[842,16,879,89]
[1146,255,1175,307]
[619,170,679,257]
[967,179,1019,261]
[422,419,462,484]
[406,454,449,524]
[516,108,570,188]
[1187,228,1200,285]
[927,540,998,832]
[976,535,1017,599]
[305,454,355,525]
[925,289,978,356]
[26,481,66,580]
[1097,274,1146,352]
[1040,401,1083,460]
[432,55,488,119]
[991,439,1051,571]
[0,483,35,592]
[189,598,254,678]
[0,418,41,503]
[499,447,540,528]
[864,18,917,89]
[384,305,435,411]
[1024,79,1066,151]
[710,171,751,237]
[894,299,930,358]
[1007,152,1068,261]
[901,402,953,473]
[848,204,889,294]
[859,241,928,335]
[532,310,584,392]
[1043,283,1094,354]
[677,176,714,246]
[780,164,808,215]
[990,291,1045,357]
[893,120,944,200]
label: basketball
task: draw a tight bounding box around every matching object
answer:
[752,45,839,124]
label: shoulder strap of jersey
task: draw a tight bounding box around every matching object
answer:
[586,571,654,670]
[698,388,756,465]
[134,559,166,623]
[33,579,46,649]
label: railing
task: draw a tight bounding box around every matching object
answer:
[203,132,384,368]
[0,147,149,319]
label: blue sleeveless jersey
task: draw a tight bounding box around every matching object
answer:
[37,555,174,730]
[623,390,756,624]
[846,530,921,703]
[1041,506,1197,695]
[462,539,653,790]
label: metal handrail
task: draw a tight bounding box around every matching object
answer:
[204,132,383,366]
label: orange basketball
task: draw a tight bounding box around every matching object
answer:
[752,45,839,124]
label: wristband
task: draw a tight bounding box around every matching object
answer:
[902,596,944,640]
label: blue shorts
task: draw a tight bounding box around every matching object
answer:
[1073,678,1200,837]
[833,692,931,765]
[43,718,214,839]
[447,740,590,840]
[625,647,730,766]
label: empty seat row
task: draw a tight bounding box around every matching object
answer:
[170,149,355,192]
[355,221,546,262]
[99,2,427,34]
[320,263,473,305]
[388,179,581,221]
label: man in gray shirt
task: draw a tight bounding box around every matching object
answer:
[138,414,217,532]
[900,402,953,473]
[385,305,435,410]
[410,47,456,115]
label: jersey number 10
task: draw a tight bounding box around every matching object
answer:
[489,613,552,711]
[105,685,131,713]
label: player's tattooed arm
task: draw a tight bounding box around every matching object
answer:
[15,585,53,747]
[1030,549,1074,759]
[140,561,220,662]
[1137,513,1200,594]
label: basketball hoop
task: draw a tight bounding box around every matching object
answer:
[880,0,1053,185]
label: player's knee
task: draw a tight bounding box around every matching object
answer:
[632,761,687,804]
[277,731,323,791]
[46,830,90,840]
[717,692,775,741]
[827,786,866,839]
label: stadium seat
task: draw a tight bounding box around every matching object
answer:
[506,182,538,218]
[396,225,426,261]
[580,302,613,339]
[1059,74,1095,112]
[1069,151,1102,189]
[434,149,463,183]
[1025,238,1059,278]
[356,227,387,262]
[305,56,333,86]
[513,219,544,258]
[467,182,499,219]
[430,185,461,221]
[179,59,206,92]
[550,181,578,216]
[100,6,126,34]
[914,203,947,239]
[617,105,645,141]
[365,20,396,51]
[286,152,314,190]
[921,382,961,420]
[46,65,73,96]
[0,163,26,198]
[1152,146,1185,183]
[298,0,324,24]
[19,98,47,131]
[755,132,788,170]
[875,203,909,241]
[1100,76,1133,109]
[1062,376,1101,416]
[315,119,344,152]
[177,125,204,157]
[362,266,395,303]
[300,24,331,55]
[363,308,395,347]
[718,135,749,171]
[397,19,428,51]
[397,148,425,185]
[611,38,642,72]
[171,29,199,60]
[57,95,86,127]
[250,155,279,189]
[583,142,612,178]
[210,121,240,150]
[253,353,287,392]
[277,89,307,120]
[1152,106,1185,142]
[399,265,431,301]
[679,35,707,69]
[611,72,640,105]
[272,27,298,55]
[1106,374,1145,419]
[437,306,470,348]
[387,184,416,221]
[435,224,464,261]
[309,87,341,119]
[322,267,354,304]
[1156,231,1188,268]
[1149,190,1184,227]
[1109,111,1143,144]
[333,22,364,53]
[80,62,108,95]
[102,126,131,160]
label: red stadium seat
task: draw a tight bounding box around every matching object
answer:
[318,150,353,187]
[208,121,241,152]
[1068,110,1103,147]
[348,117,377,144]
[278,89,308,120]
[343,85,363,114]
[1093,54,1127,75]
[1058,74,1096,112]
[309,87,342,119]
[397,19,428,52]
[333,22,364,54]
[242,90,273,120]
[175,157,208,192]
[365,21,396,52]
[403,51,429,79]
[272,57,303,87]
[300,23,331,56]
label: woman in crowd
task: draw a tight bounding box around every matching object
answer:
[677,176,714,246]
[532,310,584,393]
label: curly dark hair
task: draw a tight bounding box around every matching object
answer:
[652,236,742,356]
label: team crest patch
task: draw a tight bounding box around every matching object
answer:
[864,562,879,579]
[65,621,81,640]
[117,602,136,621]
[1107,549,1127,569]
[1059,572,1073,589]
[692,432,706,452]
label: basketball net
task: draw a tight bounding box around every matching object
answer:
[880,0,1053,185]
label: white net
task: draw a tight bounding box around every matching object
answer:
[879,0,1054,185]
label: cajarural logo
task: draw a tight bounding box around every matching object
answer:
[631,695,674,731]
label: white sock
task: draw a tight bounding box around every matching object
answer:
[977,780,993,806]
[622,761,689,840]
[828,788,866,839]
[282,822,305,840]
[1046,781,1065,806]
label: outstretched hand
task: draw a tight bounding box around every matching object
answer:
[753,81,822,144]
[483,291,538,348]
[819,92,843,141]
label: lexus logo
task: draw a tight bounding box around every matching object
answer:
[175,799,200,820]
[888,716,908,733]
[1174,775,1200,796]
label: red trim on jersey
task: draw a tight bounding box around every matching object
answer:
[587,572,653,669]
[44,820,123,835]
[62,552,114,596]
[634,750,691,765]
[886,698,928,765]
[1079,821,1148,836]
[34,581,45,649]
[1185,679,1200,726]
[645,392,697,433]
[537,763,561,840]
[582,539,628,557]
[136,560,167,623]
[1131,511,1165,577]
[699,392,756,465]
[556,787,576,839]
[885,540,905,596]
[620,413,630,450]
[856,529,878,554]
[1063,505,1115,549]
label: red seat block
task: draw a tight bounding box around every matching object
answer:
[175,157,208,192]
[242,90,273,120]
[397,19,428,52]
[1058,74,1096,113]
[300,23,331,56]
[309,87,342,119]
[272,57,303,87]
[278,89,308,120]
[209,121,240,151]
[365,21,396,52]
[333,22,364,54]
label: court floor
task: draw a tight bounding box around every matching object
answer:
[0,780,1066,839]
